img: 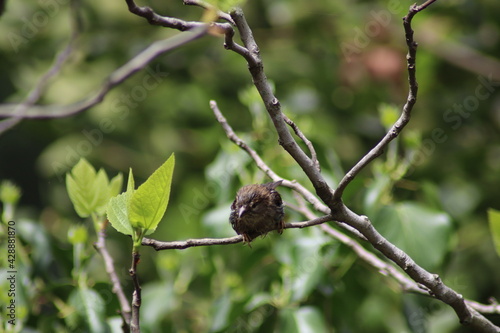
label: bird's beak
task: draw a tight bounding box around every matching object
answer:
[238,206,246,218]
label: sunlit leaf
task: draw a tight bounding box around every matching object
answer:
[279,307,328,333]
[68,225,88,245]
[66,158,98,218]
[106,169,134,236]
[129,154,175,235]
[94,169,111,216]
[109,172,124,199]
[378,103,399,130]
[66,158,122,218]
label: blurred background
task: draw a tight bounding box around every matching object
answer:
[0,0,499,332]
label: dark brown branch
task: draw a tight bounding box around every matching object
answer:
[129,251,142,333]
[94,229,131,332]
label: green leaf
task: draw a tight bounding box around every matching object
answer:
[273,229,330,302]
[488,208,500,257]
[363,173,392,216]
[67,287,108,333]
[68,225,88,245]
[294,307,329,333]
[279,307,328,333]
[373,202,452,270]
[0,180,21,205]
[109,173,124,198]
[378,103,399,130]
[66,158,122,218]
[209,292,232,332]
[129,154,175,235]
[94,169,111,216]
[106,169,135,236]
[66,159,99,218]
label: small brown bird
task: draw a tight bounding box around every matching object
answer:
[230,180,285,244]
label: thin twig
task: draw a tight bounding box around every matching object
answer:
[94,229,131,332]
[283,114,320,172]
[142,215,332,250]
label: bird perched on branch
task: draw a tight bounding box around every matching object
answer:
[230,180,285,244]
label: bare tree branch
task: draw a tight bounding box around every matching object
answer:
[142,215,332,250]
[466,299,500,315]
[283,114,320,172]
[0,26,208,119]
[224,2,500,332]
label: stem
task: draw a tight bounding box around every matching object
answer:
[129,251,142,333]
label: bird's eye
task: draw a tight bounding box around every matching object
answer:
[250,201,258,208]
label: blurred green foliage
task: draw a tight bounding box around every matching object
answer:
[1,0,499,332]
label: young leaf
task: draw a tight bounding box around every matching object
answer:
[66,158,99,218]
[129,154,175,235]
[109,173,124,198]
[67,158,124,219]
[93,169,111,216]
[488,208,500,257]
[106,169,135,236]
